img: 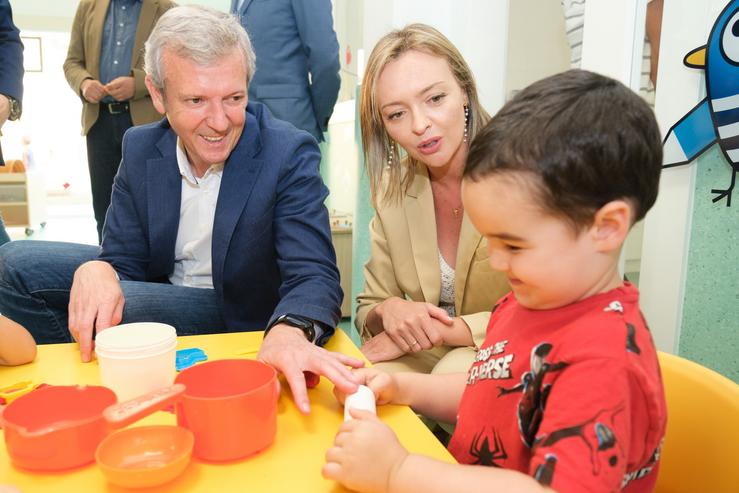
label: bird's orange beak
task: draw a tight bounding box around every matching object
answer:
[684,46,707,68]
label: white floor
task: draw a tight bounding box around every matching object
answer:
[7,198,98,245]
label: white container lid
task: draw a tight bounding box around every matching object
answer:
[95,322,177,357]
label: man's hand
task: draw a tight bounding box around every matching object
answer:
[257,324,364,414]
[81,79,108,103]
[68,260,125,362]
[0,95,10,128]
[323,410,409,493]
[105,76,135,101]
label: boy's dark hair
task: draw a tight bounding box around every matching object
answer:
[464,69,663,229]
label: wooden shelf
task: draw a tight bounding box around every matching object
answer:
[0,172,46,231]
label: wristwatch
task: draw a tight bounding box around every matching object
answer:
[265,314,317,342]
[4,95,21,121]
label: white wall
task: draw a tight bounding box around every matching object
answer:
[640,0,721,352]
[362,0,510,115]
[505,0,570,100]
[1,29,89,197]
[581,0,648,91]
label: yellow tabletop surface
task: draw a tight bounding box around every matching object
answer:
[0,330,454,492]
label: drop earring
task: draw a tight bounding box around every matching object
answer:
[463,104,469,143]
[387,140,395,168]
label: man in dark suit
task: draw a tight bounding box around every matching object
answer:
[230,0,341,142]
[0,0,23,244]
[0,5,360,414]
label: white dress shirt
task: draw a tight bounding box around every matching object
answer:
[168,138,223,288]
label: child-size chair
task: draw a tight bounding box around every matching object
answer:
[654,351,739,493]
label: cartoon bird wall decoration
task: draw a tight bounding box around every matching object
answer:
[662,0,739,206]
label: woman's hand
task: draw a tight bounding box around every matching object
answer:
[375,298,452,353]
[360,332,405,363]
[323,410,409,493]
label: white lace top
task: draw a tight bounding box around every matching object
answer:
[438,250,456,317]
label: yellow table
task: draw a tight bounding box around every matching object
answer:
[0,330,454,491]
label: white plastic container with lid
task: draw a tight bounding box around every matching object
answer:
[95,322,178,401]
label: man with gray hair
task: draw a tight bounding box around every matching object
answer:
[0,5,361,413]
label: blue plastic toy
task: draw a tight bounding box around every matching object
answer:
[176,347,208,372]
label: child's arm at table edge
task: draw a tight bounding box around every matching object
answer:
[0,315,37,366]
[393,372,467,424]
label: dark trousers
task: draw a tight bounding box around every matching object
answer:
[86,107,133,243]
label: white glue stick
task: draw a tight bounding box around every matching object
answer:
[344,384,376,421]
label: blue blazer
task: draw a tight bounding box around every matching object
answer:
[0,0,23,104]
[99,102,342,336]
[231,0,341,142]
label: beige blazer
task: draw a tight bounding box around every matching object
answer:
[63,0,174,135]
[355,164,510,348]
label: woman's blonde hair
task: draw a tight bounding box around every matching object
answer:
[360,23,490,207]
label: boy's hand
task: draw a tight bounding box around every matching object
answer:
[334,368,399,407]
[323,409,408,493]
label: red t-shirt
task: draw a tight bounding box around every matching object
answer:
[448,283,667,493]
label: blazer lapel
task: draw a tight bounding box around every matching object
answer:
[211,111,264,288]
[146,127,181,271]
[406,165,441,304]
[89,0,111,79]
[132,0,157,69]
[454,213,483,312]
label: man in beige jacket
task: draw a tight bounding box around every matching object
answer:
[64,0,173,242]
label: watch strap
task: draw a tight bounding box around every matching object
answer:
[265,314,316,343]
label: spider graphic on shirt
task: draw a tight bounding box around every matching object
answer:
[469,427,507,467]
[533,404,626,476]
[497,342,569,447]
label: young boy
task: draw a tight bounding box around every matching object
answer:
[323,69,667,493]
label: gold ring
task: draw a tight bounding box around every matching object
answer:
[411,340,419,346]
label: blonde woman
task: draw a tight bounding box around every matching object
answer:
[356,24,509,375]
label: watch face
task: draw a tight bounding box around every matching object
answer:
[280,315,315,341]
[8,97,21,121]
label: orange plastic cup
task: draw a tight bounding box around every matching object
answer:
[96,425,193,488]
[174,359,279,461]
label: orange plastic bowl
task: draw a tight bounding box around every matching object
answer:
[95,425,193,488]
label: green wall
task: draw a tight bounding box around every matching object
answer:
[349,86,371,346]
[680,146,739,382]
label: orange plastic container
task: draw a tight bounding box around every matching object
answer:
[1,384,184,471]
[174,359,279,461]
[96,425,194,488]
[2,385,116,470]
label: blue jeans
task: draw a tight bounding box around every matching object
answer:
[0,241,226,344]
[0,214,10,245]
